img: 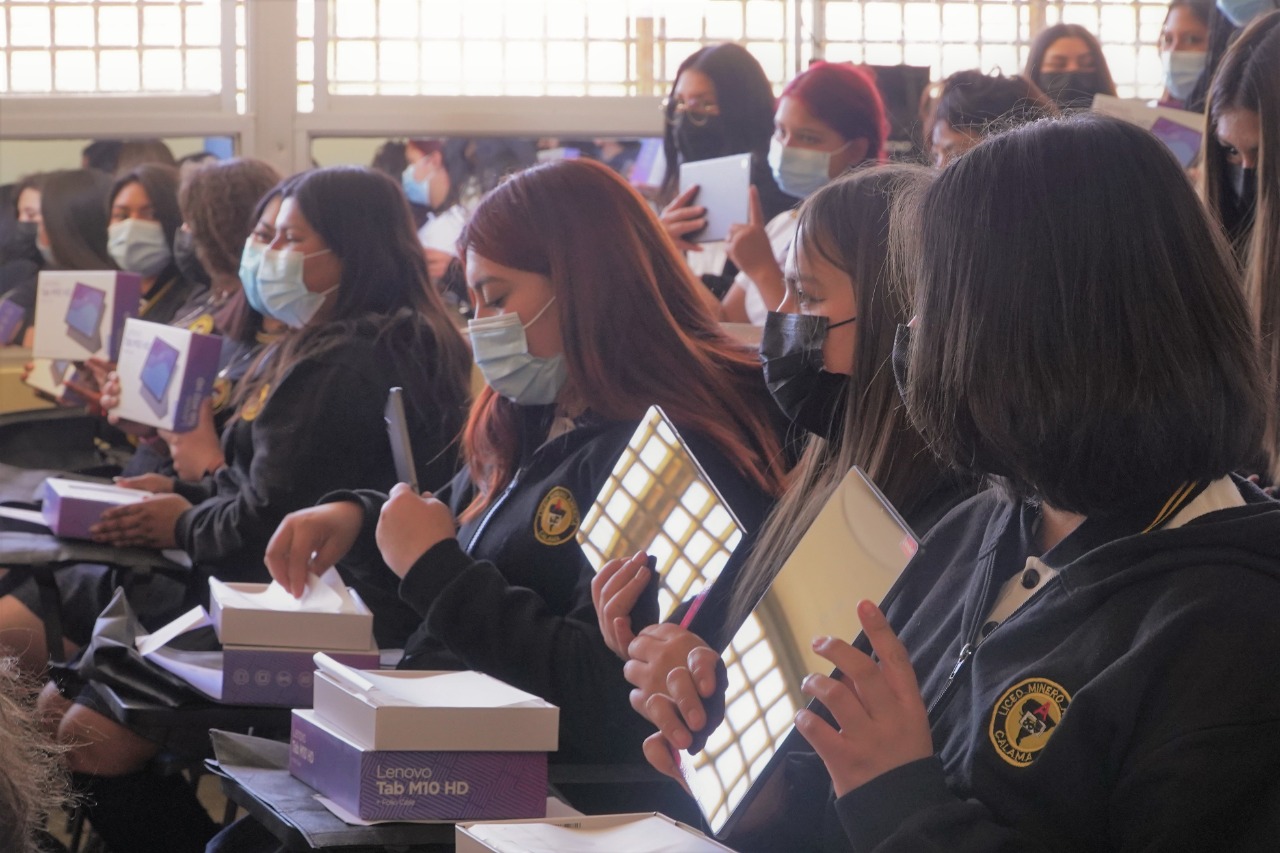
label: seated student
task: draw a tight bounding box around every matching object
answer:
[400,137,473,313]
[0,173,44,342]
[264,158,789,815]
[926,70,1058,167]
[593,165,973,762]
[25,167,472,853]
[110,157,283,478]
[649,114,1280,852]
[718,61,887,324]
[1205,11,1279,483]
[1024,23,1118,109]
[1158,0,1213,107]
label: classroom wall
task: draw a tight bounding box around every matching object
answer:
[0,137,210,184]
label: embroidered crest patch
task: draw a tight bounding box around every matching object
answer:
[989,677,1071,767]
[187,313,215,335]
[239,383,270,422]
[533,486,579,546]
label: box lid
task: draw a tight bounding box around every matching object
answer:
[456,813,738,852]
[315,657,554,712]
[44,477,148,506]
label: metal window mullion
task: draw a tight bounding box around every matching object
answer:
[219,0,236,110]
[313,0,330,111]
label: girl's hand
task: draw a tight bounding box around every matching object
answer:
[795,601,934,797]
[591,551,653,659]
[659,184,708,253]
[90,493,191,549]
[375,483,458,577]
[265,502,365,598]
[159,399,224,481]
[114,473,174,493]
[626,625,725,750]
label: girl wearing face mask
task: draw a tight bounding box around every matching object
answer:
[657,43,795,305]
[1205,11,1280,484]
[1025,23,1118,110]
[598,169,974,812]
[27,167,471,853]
[0,174,44,344]
[1158,0,1213,106]
[264,159,788,820]
[402,137,472,310]
[721,62,887,325]
[106,164,204,325]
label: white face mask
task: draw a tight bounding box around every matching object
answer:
[467,297,567,405]
[1161,51,1206,101]
[768,137,849,199]
[256,247,336,328]
[108,218,172,277]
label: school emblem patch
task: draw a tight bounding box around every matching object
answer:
[534,486,579,546]
[239,383,270,422]
[989,677,1071,768]
[187,313,215,335]
[210,376,232,413]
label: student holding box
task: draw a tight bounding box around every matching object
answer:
[265,158,788,817]
[646,116,1280,852]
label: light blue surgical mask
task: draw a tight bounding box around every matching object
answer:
[108,218,172,277]
[768,137,846,199]
[1216,0,1277,27]
[401,163,431,207]
[467,297,567,405]
[254,247,336,328]
[1162,51,1207,101]
[238,237,269,314]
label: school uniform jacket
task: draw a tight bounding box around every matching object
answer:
[172,314,466,647]
[789,477,1280,853]
[331,404,777,766]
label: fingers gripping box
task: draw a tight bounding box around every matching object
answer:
[31,271,142,361]
[114,319,222,432]
[41,478,148,539]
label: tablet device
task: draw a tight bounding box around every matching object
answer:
[65,282,106,348]
[678,153,752,244]
[1150,117,1202,169]
[677,467,919,841]
[139,337,180,403]
[384,386,419,492]
[578,405,745,622]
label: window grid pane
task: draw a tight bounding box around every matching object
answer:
[0,0,246,103]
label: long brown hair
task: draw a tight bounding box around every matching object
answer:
[459,158,788,521]
[726,166,949,630]
[1205,11,1280,480]
[37,169,114,270]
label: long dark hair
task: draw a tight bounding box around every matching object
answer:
[925,70,1058,154]
[659,43,777,202]
[726,166,951,630]
[38,169,114,271]
[234,167,471,428]
[900,114,1264,514]
[459,159,788,521]
[109,164,183,286]
[1205,10,1280,479]
[1024,23,1119,97]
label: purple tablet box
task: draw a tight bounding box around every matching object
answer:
[41,478,147,539]
[32,271,142,361]
[114,318,222,432]
[290,710,549,822]
[0,299,24,345]
[220,647,381,706]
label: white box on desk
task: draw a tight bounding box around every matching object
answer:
[113,318,222,432]
[208,578,375,651]
[456,813,739,853]
[310,662,559,753]
[31,270,142,361]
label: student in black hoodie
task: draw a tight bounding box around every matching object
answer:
[265,158,790,816]
[647,114,1280,852]
[26,167,472,853]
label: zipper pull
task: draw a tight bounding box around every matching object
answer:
[948,643,974,681]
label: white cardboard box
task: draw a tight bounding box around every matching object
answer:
[209,577,375,651]
[310,660,559,752]
[113,318,222,432]
[31,270,142,361]
[456,813,739,853]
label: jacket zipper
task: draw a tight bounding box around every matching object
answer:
[466,471,523,554]
[926,577,1060,720]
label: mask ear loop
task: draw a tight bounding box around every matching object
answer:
[522,295,557,330]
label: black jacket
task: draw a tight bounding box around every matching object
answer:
[761,478,1280,852]
[173,316,467,647]
[333,404,777,767]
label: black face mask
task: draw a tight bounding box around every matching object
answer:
[760,311,856,441]
[173,229,212,287]
[1040,71,1104,110]
[674,114,729,164]
[1224,163,1258,240]
[1,220,41,265]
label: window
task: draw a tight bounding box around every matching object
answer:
[0,0,247,111]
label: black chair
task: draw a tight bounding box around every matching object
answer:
[0,407,133,477]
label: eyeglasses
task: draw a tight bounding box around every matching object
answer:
[662,98,721,127]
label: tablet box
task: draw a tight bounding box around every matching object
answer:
[310,668,560,752]
[23,358,86,405]
[31,271,142,361]
[290,709,548,822]
[0,299,24,345]
[456,813,739,853]
[209,579,375,652]
[678,153,751,243]
[112,318,222,432]
[41,478,148,539]
[220,645,381,706]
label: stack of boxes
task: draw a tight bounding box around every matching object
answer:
[290,659,559,823]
